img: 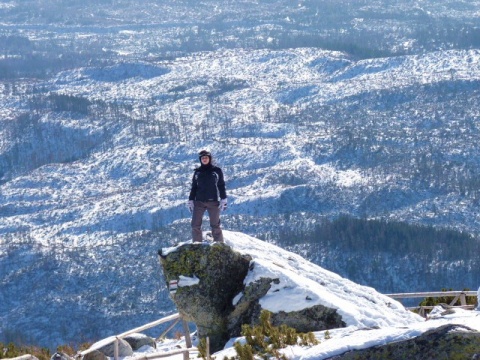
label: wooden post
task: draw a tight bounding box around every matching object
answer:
[114,338,119,360]
[156,318,181,341]
[182,320,192,348]
[449,294,460,306]
[418,307,425,318]
[460,293,467,306]
[206,337,210,360]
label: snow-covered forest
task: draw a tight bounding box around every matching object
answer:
[1,0,480,349]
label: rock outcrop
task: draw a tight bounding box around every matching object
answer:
[329,324,480,359]
[158,241,346,352]
[81,350,108,360]
[158,231,427,353]
[159,243,251,352]
[124,333,156,351]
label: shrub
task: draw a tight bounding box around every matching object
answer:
[198,338,210,360]
[0,342,50,360]
[225,310,319,360]
[0,341,92,360]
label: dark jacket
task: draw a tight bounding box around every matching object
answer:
[189,164,227,202]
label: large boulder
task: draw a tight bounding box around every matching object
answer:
[86,337,133,358]
[123,333,156,350]
[329,324,480,359]
[158,241,345,352]
[159,232,423,353]
[159,243,251,352]
[227,272,345,336]
[82,350,108,360]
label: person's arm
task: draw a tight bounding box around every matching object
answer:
[217,168,227,200]
[189,171,198,200]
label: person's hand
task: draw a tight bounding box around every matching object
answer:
[187,200,194,213]
[219,198,227,212]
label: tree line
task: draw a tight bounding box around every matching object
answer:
[274,215,480,261]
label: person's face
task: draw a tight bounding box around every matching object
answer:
[201,155,210,165]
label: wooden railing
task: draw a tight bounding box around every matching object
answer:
[385,291,478,317]
[3,356,38,360]
[76,313,198,360]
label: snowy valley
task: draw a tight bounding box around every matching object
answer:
[1,0,480,350]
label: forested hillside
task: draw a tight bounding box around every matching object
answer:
[1,0,480,349]
[260,215,480,294]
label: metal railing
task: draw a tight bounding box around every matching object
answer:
[76,313,197,360]
[385,290,478,317]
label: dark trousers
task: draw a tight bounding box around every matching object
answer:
[191,201,224,242]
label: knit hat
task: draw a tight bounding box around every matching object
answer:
[198,150,212,162]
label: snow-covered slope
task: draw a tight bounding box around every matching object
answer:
[1,45,480,348]
[223,231,422,328]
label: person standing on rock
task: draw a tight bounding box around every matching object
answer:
[188,150,227,243]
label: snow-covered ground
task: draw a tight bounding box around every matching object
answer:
[2,45,480,349]
[123,231,480,360]
[2,0,480,351]
[2,47,480,246]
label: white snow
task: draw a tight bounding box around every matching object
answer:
[2,47,480,248]
[150,231,480,360]
[226,231,420,328]
[2,1,480,351]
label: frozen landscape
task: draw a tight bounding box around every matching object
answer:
[1,0,480,351]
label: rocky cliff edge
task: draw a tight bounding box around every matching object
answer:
[158,231,422,352]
